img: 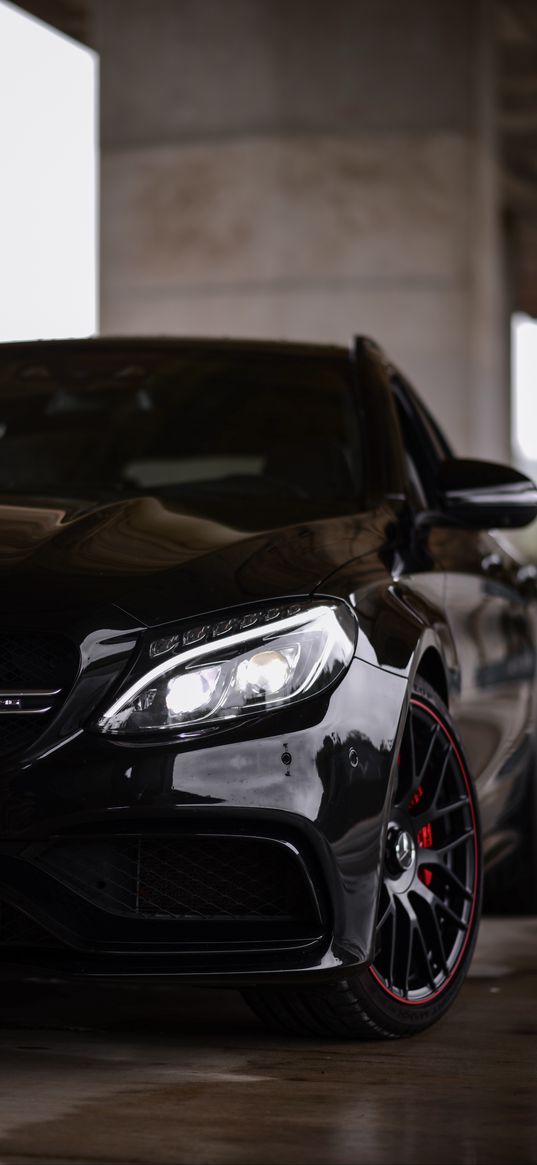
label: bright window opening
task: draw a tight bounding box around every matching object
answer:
[512,312,537,468]
[0,0,98,342]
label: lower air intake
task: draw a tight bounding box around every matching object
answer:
[33,836,317,922]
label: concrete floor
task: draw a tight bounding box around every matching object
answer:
[0,918,535,1165]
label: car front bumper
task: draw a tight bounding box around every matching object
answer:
[0,657,407,984]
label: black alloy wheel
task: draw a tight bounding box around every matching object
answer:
[244,680,482,1039]
[370,689,479,1005]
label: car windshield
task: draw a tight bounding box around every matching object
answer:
[0,346,365,523]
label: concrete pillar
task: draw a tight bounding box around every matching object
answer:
[92,0,509,460]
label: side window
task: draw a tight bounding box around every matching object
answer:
[393,396,429,508]
[391,375,446,508]
[409,391,454,461]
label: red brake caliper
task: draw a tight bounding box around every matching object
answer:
[408,785,433,887]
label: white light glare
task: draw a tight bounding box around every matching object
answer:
[165,667,221,716]
[0,0,98,341]
[512,313,537,462]
[236,648,296,696]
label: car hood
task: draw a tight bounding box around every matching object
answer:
[0,495,390,625]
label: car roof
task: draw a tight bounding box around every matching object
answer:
[0,335,351,360]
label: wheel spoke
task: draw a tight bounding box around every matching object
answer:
[413,796,469,829]
[376,893,394,934]
[404,921,415,996]
[439,863,474,900]
[414,916,436,991]
[388,907,397,990]
[395,892,419,997]
[412,876,469,937]
[430,905,449,975]
[408,710,417,786]
[431,828,474,858]
[418,722,440,784]
[431,744,452,809]
[400,717,440,806]
[430,892,468,931]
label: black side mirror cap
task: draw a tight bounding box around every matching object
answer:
[436,459,537,529]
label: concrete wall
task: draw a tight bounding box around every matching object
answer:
[93,0,509,459]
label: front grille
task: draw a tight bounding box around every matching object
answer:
[33,836,316,922]
[0,632,79,757]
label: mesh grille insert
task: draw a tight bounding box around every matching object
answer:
[34,836,316,921]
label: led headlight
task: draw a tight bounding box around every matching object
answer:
[96,600,357,737]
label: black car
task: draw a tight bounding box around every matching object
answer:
[0,334,535,1041]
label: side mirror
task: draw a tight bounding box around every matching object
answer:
[437,459,537,529]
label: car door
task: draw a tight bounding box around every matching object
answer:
[392,374,537,868]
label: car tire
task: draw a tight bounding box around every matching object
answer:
[243,679,483,1040]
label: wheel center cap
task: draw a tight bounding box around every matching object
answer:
[394,829,416,871]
